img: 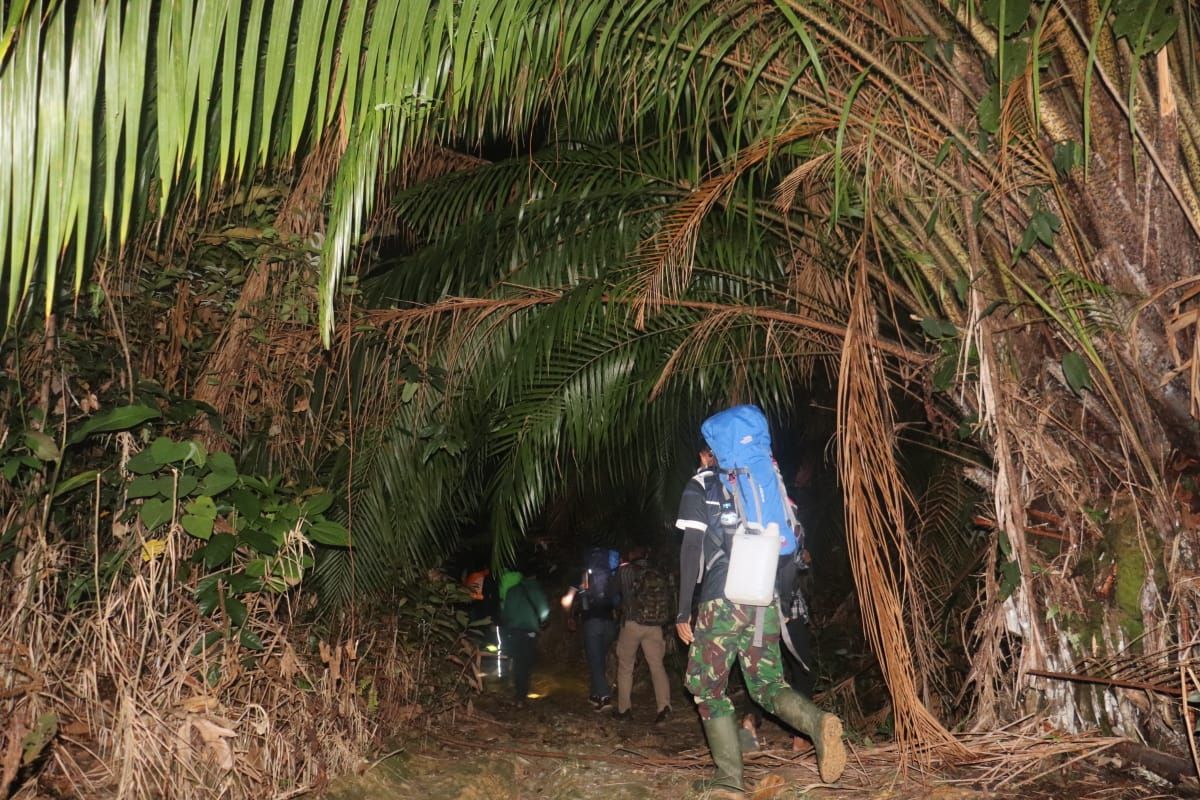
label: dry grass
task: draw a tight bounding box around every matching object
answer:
[0,519,385,800]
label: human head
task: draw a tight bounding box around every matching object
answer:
[699,444,717,469]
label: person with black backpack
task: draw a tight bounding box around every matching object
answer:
[612,547,673,723]
[566,547,620,711]
[675,430,845,797]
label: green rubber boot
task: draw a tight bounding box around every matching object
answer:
[771,690,846,783]
[693,714,744,797]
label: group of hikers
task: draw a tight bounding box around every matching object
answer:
[464,405,846,795]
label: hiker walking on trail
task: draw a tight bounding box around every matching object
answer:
[498,568,549,708]
[675,409,846,796]
[612,547,673,722]
[566,547,620,711]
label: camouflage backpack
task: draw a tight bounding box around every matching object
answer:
[628,564,671,626]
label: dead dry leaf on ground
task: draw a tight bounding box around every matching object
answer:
[751,772,787,798]
[179,695,220,714]
[194,719,236,771]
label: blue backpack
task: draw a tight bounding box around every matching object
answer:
[581,547,620,610]
[701,405,797,556]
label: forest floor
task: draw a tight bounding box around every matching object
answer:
[319,635,1190,800]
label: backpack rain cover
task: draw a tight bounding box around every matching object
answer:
[701,405,797,555]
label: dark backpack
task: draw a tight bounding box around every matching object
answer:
[627,564,671,626]
[581,547,618,610]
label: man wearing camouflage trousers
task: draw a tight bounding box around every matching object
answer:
[675,445,845,796]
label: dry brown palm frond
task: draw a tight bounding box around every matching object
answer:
[774,151,838,215]
[630,119,838,326]
[838,252,966,761]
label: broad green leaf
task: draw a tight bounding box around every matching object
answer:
[125,449,162,474]
[186,495,218,520]
[154,475,179,498]
[150,437,192,465]
[230,488,261,520]
[240,528,279,555]
[920,318,957,339]
[999,560,1021,599]
[176,473,199,498]
[196,577,220,615]
[301,491,333,517]
[198,468,237,497]
[977,83,1000,134]
[998,38,1028,83]
[201,533,238,568]
[933,356,957,392]
[306,519,350,547]
[2,459,21,481]
[224,594,247,627]
[265,517,293,543]
[239,629,264,651]
[208,451,237,477]
[23,430,60,462]
[68,404,160,444]
[185,440,207,468]
[140,498,173,530]
[1052,141,1083,175]
[21,713,58,766]
[181,514,214,540]
[205,665,222,686]
[1062,352,1093,395]
[53,469,99,497]
[983,0,1031,37]
[226,572,261,593]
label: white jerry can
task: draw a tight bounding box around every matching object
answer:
[722,522,781,606]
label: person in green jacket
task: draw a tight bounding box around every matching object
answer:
[498,569,550,707]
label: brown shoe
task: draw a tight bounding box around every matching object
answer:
[814,713,846,783]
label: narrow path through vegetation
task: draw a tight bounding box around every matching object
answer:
[320,637,1176,800]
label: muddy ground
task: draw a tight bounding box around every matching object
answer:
[320,630,1190,800]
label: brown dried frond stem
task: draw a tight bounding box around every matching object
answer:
[837,256,968,762]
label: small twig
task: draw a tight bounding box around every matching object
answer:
[364,747,406,770]
[972,516,1070,542]
[270,784,317,800]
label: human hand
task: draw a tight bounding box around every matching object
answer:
[675,620,693,645]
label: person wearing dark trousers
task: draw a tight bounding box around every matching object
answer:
[499,568,549,708]
[568,548,620,710]
[503,628,537,703]
[568,599,617,710]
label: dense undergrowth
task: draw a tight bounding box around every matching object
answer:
[0,386,481,799]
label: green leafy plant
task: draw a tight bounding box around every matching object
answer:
[116,429,350,660]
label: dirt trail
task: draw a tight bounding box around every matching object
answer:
[317,635,1180,800]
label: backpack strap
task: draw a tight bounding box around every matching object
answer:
[752,605,766,648]
[730,467,766,531]
[777,596,809,670]
[702,476,732,577]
